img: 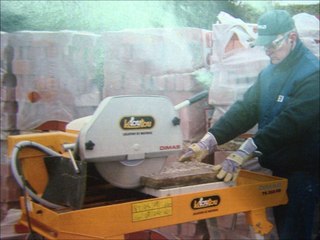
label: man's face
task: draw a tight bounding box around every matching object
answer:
[263,32,295,64]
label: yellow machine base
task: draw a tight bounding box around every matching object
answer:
[8,132,288,240]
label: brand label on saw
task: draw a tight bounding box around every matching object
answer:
[191,195,220,210]
[120,116,155,130]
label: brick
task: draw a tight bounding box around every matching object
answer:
[141,76,162,95]
[122,76,143,95]
[180,222,198,236]
[1,101,18,114]
[103,75,123,93]
[141,162,219,188]
[125,231,150,240]
[204,30,213,48]
[156,224,180,236]
[1,113,16,131]
[151,75,167,92]
[224,34,245,53]
[0,163,11,177]
[183,75,200,92]
[206,53,214,65]
[12,60,31,75]
[1,73,17,87]
[175,74,185,91]
[176,234,206,240]
[178,102,207,142]
[0,201,21,221]
[1,87,16,101]
[0,176,21,202]
[1,130,19,141]
[165,75,176,91]
[0,140,8,162]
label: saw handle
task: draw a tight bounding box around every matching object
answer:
[174,90,208,111]
[189,90,209,105]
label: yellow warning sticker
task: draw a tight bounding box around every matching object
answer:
[132,198,172,222]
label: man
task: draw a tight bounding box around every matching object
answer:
[180,10,319,240]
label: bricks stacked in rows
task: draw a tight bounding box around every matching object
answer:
[1,28,213,141]
[207,24,269,132]
[0,157,21,221]
[1,32,18,140]
[0,32,20,218]
[0,28,213,221]
[9,31,101,130]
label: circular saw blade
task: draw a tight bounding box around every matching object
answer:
[94,157,167,189]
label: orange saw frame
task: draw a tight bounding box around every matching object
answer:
[7,132,288,239]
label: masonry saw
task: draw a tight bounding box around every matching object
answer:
[11,91,208,209]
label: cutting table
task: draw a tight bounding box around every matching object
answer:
[8,131,288,240]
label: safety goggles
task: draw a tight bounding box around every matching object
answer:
[264,32,291,51]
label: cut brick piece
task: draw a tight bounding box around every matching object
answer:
[141,161,219,188]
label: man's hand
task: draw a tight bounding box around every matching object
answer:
[213,138,260,182]
[179,132,217,162]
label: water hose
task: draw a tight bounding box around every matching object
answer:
[11,141,64,209]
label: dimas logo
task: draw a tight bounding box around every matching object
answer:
[120,116,155,130]
[191,195,220,210]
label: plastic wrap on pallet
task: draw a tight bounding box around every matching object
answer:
[208,23,269,105]
[293,13,320,58]
[1,32,18,139]
[1,32,9,74]
[101,27,210,81]
[9,31,101,130]
[208,18,269,132]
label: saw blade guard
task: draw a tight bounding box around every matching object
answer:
[77,95,184,188]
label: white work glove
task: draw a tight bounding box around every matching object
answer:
[213,138,260,182]
[179,132,217,162]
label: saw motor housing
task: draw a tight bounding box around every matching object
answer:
[76,95,184,188]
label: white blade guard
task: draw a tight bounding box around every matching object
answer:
[77,95,183,188]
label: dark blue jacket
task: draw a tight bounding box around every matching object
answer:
[210,39,319,175]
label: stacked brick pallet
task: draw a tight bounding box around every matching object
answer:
[1,28,212,142]
[0,31,102,223]
[1,32,17,140]
[0,163,21,222]
[0,28,213,238]
[208,23,269,129]
[10,31,101,131]
[1,32,21,222]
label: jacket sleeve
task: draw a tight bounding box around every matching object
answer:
[208,80,260,145]
[253,72,319,154]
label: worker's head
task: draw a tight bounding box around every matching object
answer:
[255,10,298,64]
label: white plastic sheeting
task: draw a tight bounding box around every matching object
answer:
[293,13,320,58]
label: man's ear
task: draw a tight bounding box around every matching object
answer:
[289,31,298,43]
